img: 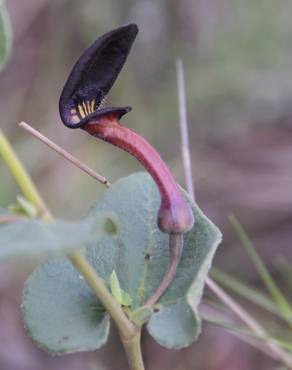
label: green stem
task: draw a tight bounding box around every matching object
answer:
[0,129,144,368]
[70,252,136,340]
[145,233,183,306]
[0,130,52,221]
[122,329,145,370]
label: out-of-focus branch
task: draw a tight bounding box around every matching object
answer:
[176,59,195,202]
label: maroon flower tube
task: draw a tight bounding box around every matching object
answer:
[84,115,194,234]
[59,24,195,305]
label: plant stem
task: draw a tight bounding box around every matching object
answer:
[122,329,145,370]
[0,130,52,221]
[70,252,136,340]
[0,129,144,369]
[145,233,183,306]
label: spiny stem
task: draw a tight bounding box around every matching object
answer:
[18,122,110,187]
[145,233,183,306]
[176,59,292,368]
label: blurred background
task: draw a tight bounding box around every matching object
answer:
[1,0,292,369]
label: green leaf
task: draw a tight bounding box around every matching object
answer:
[0,1,12,70]
[147,302,200,349]
[121,290,132,307]
[130,306,153,325]
[109,270,123,305]
[9,195,38,218]
[22,172,221,352]
[22,259,110,353]
[109,271,133,307]
[17,195,38,217]
[0,217,104,261]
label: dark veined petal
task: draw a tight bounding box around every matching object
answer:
[59,23,138,128]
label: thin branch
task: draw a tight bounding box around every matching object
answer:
[176,59,195,202]
[18,122,110,188]
[200,303,291,361]
[176,60,292,368]
[205,277,292,366]
[122,329,145,370]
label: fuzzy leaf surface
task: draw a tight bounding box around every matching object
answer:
[23,259,109,353]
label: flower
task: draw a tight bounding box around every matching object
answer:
[59,23,195,304]
[59,24,138,128]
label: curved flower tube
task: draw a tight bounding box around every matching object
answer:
[84,115,194,234]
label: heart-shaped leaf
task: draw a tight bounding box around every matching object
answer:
[22,172,221,353]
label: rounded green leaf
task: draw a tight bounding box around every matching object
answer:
[22,259,109,354]
[147,303,199,349]
[131,306,153,325]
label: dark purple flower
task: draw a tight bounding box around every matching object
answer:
[59,23,195,305]
[59,24,138,128]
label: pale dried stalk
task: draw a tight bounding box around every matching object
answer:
[176,59,195,202]
[18,122,110,187]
